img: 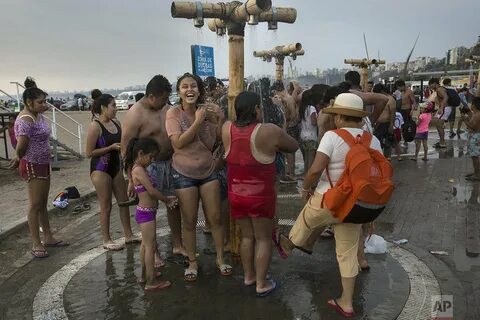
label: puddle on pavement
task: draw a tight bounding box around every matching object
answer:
[64,237,409,320]
[451,184,479,204]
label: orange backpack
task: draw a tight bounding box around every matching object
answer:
[322,129,394,222]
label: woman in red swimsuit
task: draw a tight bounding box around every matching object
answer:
[223,92,298,297]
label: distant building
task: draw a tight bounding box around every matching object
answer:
[447,47,467,65]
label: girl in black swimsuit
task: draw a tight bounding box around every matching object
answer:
[86,94,139,251]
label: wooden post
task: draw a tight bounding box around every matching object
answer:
[275,56,284,80]
[344,58,385,91]
[227,35,244,121]
[360,67,369,92]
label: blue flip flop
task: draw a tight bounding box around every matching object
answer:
[256,280,277,297]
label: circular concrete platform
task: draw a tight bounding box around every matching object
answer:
[36,231,409,320]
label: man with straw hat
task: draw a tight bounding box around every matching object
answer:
[280,93,386,318]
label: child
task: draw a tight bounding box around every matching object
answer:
[124,137,178,291]
[411,102,434,161]
[464,97,480,180]
[393,111,404,161]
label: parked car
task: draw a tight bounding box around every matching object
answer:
[115,91,144,110]
[50,99,64,109]
[60,100,79,111]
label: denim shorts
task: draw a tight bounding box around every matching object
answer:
[172,168,218,189]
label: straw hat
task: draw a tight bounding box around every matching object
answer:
[322,93,369,118]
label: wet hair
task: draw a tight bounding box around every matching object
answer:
[372,83,386,93]
[367,81,374,85]
[442,78,452,86]
[299,89,313,120]
[92,94,114,117]
[472,97,480,111]
[145,75,172,97]
[337,81,352,93]
[310,84,330,107]
[428,78,440,85]
[135,92,145,101]
[176,73,205,104]
[344,71,361,86]
[24,77,37,89]
[234,91,260,127]
[23,87,47,108]
[325,86,344,103]
[124,138,160,173]
[204,76,218,92]
[395,80,406,87]
[91,89,102,100]
[270,80,285,92]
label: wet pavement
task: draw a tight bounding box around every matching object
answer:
[1,130,479,319]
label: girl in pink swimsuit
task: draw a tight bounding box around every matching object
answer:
[124,137,178,291]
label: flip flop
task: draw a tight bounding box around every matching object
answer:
[217,263,233,276]
[256,279,277,297]
[138,271,162,284]
[272,228,288,259]
[82,203,91,211]
[73,205,82,214]
[155,259,166,268]
[327,299,355,318]
[144,280,171,291]
[125,237,142,245]
[31,249,49,258]
[103,242,125,251]
[43,240,70,248]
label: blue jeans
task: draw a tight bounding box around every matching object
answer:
[172,168,218,189]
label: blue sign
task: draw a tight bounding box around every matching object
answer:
[191,45,215,77]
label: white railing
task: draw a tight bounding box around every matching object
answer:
[8,82,84,155]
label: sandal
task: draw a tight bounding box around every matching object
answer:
[73,205,82,214]
[43,240,70,248]
[327,299,355,318]
[138,271,162,284]
[144,280,171,291]
[184,259,198,281]
[82,203,91,211]
[217,263,233,276]
[31,249,49,258]
[272,227,288,259]
[103,242,125,251]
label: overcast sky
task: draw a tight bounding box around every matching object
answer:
[0,0,478,94]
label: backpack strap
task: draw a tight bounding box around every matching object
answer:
[325,129,373,188]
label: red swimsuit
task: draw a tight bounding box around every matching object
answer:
[226,123,276,220]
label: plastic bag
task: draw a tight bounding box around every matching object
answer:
[364,234,387,254]
[53,192,69,209]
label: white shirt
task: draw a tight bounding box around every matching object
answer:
[315,128,382,194]
[300,106,317,141]
[394,112,404,129]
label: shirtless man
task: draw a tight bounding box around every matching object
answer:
[271,80,298,184]
[395,79,417,123]
[428,78,450,148]
[121,75,186,257]
[372,83,396,158]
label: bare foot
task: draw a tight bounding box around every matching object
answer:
[144,280,171,291]
[172,246,188,257]
[138,271,162,284]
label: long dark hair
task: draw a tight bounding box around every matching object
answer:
[299,89,313,121]
[234,91,260,127]
[92,94,114,119]
[124,138,160,173]
[176,73,205,105]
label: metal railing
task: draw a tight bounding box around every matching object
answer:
[8,82,84,155]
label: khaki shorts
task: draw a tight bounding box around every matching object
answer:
[289,192,361,278]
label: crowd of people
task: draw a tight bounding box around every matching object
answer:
[7,71,480,317]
